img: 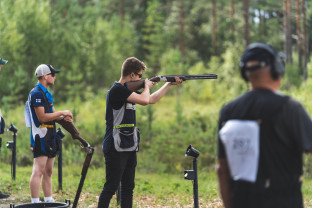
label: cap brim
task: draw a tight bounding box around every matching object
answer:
[53,69,61,73]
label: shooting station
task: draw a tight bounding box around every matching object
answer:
[184,145,200,208]
[10,123,94,208]
[6,124,18,181]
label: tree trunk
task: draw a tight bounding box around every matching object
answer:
[284,0,293,64]
[120,0,125,28]
[296,0,303,74]
[230,0,234,34]
[212,0,217,55]
[302,0,308,80]
[179,0,185,58]
[243,0,250,47]
[258,8,264,37]
[49,0,56,63]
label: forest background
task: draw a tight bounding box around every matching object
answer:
[1,0,312,190]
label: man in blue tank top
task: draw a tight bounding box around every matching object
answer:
[26,64,73,203]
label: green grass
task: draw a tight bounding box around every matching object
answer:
[1,163,312,207]
[0,162,221,208]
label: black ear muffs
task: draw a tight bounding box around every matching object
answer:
[240,43,285,81]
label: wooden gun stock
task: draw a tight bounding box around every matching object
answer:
[124,80,145,92]
[57,119,90,148]
[125,74,218,92]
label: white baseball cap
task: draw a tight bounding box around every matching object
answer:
[35,64,60,77]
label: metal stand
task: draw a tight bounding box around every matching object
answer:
[184,145,200,208]
[7,124,18,180]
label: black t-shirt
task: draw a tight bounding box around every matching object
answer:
[102,82,133,153]
[109,82,133,110]
[218,89,312,181]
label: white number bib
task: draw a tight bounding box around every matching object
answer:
[219,119,260,183]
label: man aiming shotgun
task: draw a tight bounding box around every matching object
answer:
[97,57,183,208]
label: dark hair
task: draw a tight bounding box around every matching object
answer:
[121,57,146,77]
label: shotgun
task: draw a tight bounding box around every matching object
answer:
[73,146,94,208]
[57,119,90,149]
[125,74,218,92]
[56,120,94,208]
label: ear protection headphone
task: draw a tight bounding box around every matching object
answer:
[240,43,285,81]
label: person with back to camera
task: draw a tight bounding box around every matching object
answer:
[0,56,10,199]
[98,57,183,208]
[25,64,73,203]
[217,43,312,208]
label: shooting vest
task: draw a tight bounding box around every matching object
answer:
[112,101,140,152]
[25,86,57,155]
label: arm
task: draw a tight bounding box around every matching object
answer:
[149,82,172,104]
[53,107,73,122]
[127,77,182,105]
[216,158,232,208]
[34,106,72,123]
[149,77,182,104]
[127,79,153,106]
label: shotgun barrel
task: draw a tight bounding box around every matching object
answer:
[150,74,217,82]
[125,74,218,92]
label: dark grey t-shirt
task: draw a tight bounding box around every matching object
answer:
[218,89,312,179]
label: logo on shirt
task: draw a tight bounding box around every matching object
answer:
[36,99,42,103]
[126,103,135,110]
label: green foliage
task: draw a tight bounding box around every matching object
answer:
[1,43,312,175]
[0,0,51,105]
[159,48,186,75]
[142,0,168,74]
[184,43,246,103]
[1,0,312,105]
[1,0,312,185]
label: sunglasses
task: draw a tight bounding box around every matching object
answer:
[134,72,143,78]
[47,73,55,77]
